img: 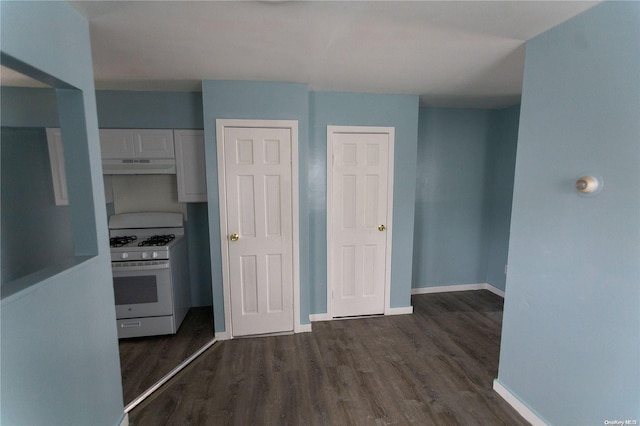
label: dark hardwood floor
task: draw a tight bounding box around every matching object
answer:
[119,307,214,404]
[129,291,528,425]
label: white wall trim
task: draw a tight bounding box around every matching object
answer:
[216,119,301,338]
[215,331,231,341]
[493,380,548,426]
[313,283,502,323]
[484,284,505,298]
[310,307,412,321]
[386,306,414,315]
[326,125,395,318]
[119,413,129,426]
[309,313,332,322]
[297,323,312,333]
[411,283,505,298]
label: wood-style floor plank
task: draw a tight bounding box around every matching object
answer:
[119,307,214,404]
[129,291,528,425]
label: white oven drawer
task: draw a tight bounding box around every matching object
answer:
[117,315,177,339]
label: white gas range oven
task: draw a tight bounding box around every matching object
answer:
[108,212,190,339]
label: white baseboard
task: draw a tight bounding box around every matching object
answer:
[295,323,312,333]
[493,379,548,426]
[309,313,332,322]
[411,283,505,298]
[309,306,413,321]
[386,306,414,315]
[214,331,230,341]
[120,413,129,426]
[218,323,311,339]
[484,283,505,297]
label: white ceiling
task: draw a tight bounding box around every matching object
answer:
[61,1,596,108]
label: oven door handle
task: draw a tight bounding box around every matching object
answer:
[111,262,170,272]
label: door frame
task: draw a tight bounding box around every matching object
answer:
[326,125,395,318]
[216,119,301,338]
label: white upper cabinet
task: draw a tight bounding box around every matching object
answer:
[174,130,207,202]
[134,130,175,158]
[100,129,174,159]
[99,129,135,159]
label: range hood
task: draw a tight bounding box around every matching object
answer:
[100,129,177,175]
[102,158,176,174]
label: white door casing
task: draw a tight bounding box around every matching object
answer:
[327,126,394,318]
[216,120,300,338]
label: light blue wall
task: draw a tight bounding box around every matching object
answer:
[0,87,59,127]
[96,90,204,129]
[186,203,212,307]
[1,2,124,425]
[202,84,418,331]
[413,108,492,287]
[1,128,74,283]
[412,107,519,292]
[308,91,419,313]
[484,105,520,290]
[202,80,310,333]
[496,2,640,425]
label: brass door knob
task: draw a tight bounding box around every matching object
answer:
[378,224,386,232]
[229,233,239,241]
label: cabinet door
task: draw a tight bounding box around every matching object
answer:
[174,130,207,202]
[100,129,135,159]
[133,129,174,159]
[46,128,69,206]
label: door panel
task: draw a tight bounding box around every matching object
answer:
[224,127,293,336]
[330,131,391,317]
[240,255,258,314]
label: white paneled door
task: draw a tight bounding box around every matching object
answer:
[328,127,394,317]
[222,125,294,336]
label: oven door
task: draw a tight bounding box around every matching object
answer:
[112,261,173,319]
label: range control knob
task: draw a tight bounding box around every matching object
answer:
[152,252,159,259]
[141,252,149,259]
[121,253,129,259]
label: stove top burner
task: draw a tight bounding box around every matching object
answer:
[138,234,175,247]
[110,235,137,248]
